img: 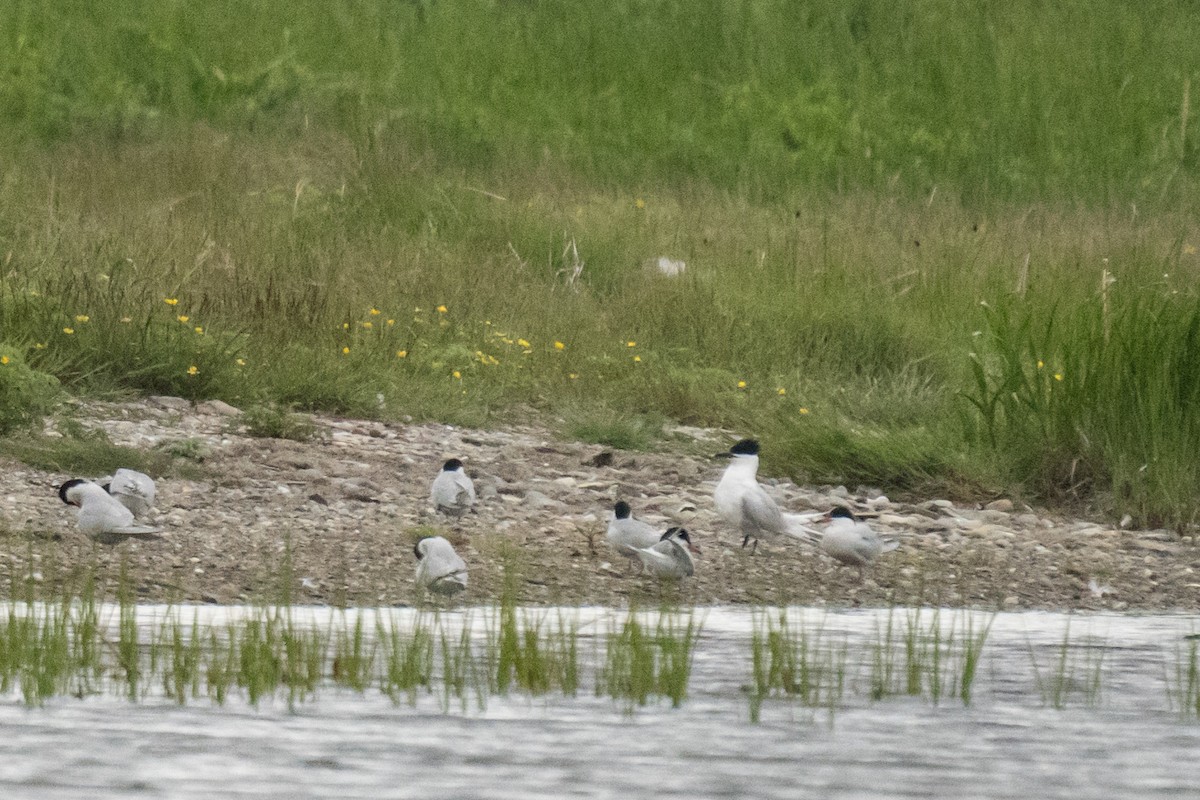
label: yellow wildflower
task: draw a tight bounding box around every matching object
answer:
[362,321,373,329]
[1054,373,1063,381]
[1037,360,1044,369]
[777,388,786,396]
[396,350,408,358]
[626,341,636,347]
[342,322,350,330]
[737,380,747,389]
[635,198,646,209]
[0,355,8,365]
[386,319,395,326]
[517,338,531,348]
[75,314,89,323]
[63,327,74,335]
[633,355,642,363]
[799,407,810,415]
[369,308,381,316]
[342,346,350,355]
[452,370,462,379]
[236,358,246,366]
[437,305,448,314]
[569,372,578,380]
[186,365,199,376]
[554,341,565,350]
[177,315,189,323]
[164,298,178,306]
[194,326,204,335]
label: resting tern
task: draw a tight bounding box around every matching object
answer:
[633,527,700,579]
[820,507,898,579]
[606,501,662,571]
[413,536,469,595]
[58,479,161,540]
[101,468,156,517]
[712,439,820,553]
[430,458,476,517]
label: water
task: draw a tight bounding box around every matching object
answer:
[1,606,1198,798]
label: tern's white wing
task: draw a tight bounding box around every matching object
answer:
[606,516,661,557]
[416,537,469,595]
[634,538,694,579]
[740,486,785,536]
[107,468,156,517]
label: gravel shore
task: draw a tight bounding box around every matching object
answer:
[2,398,1197,611]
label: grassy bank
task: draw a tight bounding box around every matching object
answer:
[1,1,1199,526]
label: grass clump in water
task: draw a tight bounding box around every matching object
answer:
[748,608,846,722]
[598,605,701,710]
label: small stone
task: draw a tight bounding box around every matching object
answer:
[985,498,1014,512]
[197,399,242,416]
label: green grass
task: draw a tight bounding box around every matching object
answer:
[0,2,1199,524]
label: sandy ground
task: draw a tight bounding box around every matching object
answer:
[1,398,1198,611]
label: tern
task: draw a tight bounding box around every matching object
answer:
[820,506,898,579]
[712,439,820,553]
[606,500,662,571]
[100,468,156,517]
[58,479,162,540]
[633,527,700,579]
[413,536,468,595]
[430,458,476,517]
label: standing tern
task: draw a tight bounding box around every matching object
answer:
[633,527,700,579]
[712,439,820,553]
[413,536,469,595]
[606,500,662,572]
[58,479,161,540]
[430,458,476,518]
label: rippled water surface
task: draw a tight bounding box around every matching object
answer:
[2,607,1198,798]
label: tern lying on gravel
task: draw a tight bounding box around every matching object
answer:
[606,500,662,572]
[633,527,700,579]
[430,458,476,518]
[414,536,469,595]
[57,479,162,541]
[819,507,899,579]
[713,438,822,553]
[100,468,156,517]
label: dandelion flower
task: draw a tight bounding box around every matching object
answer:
[164,298,178,306]
[75,314,89,323]
[1054,373,1063,381]
[342,346,350,355]
[369,308,381,316]
[186,365,199,376]
[554,341,565,350]
[626,341,636,347]
[63,327,74,335]
[437,305,448,314]
[362,321,373,329]
[0,356,8,365]
[342,322,350,330]
[777,388,786,396]
[236,358,246,366]
[517,338,531,348]
[635,198,646,209]
[194,326,204,335]
[177,315,189,323]
[799,407,810,415]
[737,380,747,389]
[1037,360,1044,369]
[452,370,461,379]
[633,355,642,363]
[396,350,408,359]
[386,319,395,326]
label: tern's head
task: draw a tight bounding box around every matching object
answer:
[664,526,701,554]
[441,458,464,472]
[829,506,856,522]
[613,501,632,519]
[57,478,88,507]
[413,539,427,560]
[729,439,760,457]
